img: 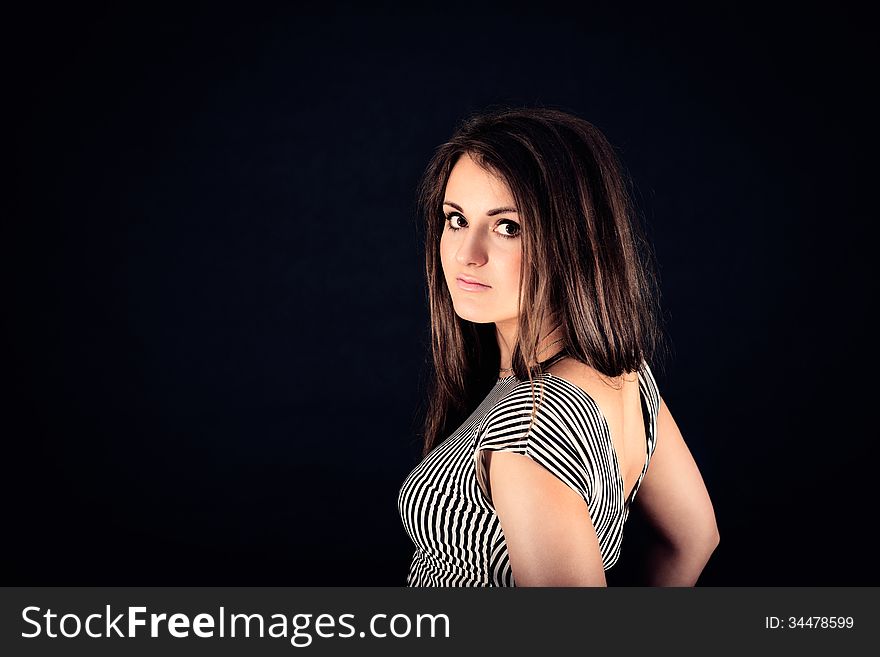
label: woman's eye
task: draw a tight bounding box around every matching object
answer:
[497,220,521,239]
[444,213,521,240]
[445,213,466,230]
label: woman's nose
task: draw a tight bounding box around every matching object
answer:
[455,230,488,266]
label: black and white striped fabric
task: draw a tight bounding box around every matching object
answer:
[398,360,661,586]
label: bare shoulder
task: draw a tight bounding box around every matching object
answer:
[544,358,634,405]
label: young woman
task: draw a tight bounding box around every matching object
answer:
[398,107,719,586]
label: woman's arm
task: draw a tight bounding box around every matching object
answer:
[486,449,607,586]
[635,397,720,585]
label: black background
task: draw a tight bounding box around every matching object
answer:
[5,1,877,585]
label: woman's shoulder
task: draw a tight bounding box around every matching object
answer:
[487,364,608,427]
[488,358,656,426]
[541,357,659,412]
[477,368,611,464]
[511,359,630,404]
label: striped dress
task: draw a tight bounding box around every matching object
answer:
[397,360,661,586]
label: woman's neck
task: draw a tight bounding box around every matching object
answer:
[496,319,566,371]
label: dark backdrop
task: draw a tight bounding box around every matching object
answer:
[5,2,876,585]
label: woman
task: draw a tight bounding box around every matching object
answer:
[398,106,719,586]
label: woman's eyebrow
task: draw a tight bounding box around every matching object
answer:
[443,200,518,216]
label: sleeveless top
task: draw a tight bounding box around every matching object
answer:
[397,358,661,586]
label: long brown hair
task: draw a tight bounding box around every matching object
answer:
[416,105,667,458]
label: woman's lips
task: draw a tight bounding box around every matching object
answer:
[456,278,491,291]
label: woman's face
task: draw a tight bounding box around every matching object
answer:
[439,153,522,325]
